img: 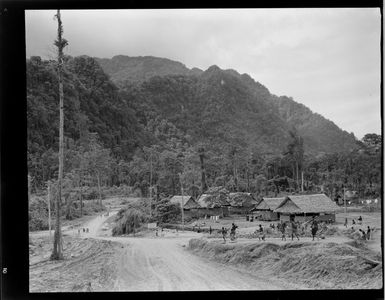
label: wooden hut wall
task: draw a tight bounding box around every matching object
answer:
[279,214,291,222]
[280,213,336,223]
[228,206,249,215]
[195,207,229,217]
[258,211,279,221]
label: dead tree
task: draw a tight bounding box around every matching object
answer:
[198,147,207,194]
[51,9,68,260]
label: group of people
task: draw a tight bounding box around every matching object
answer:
[221,223,238,243]
[344,215,372,240]
[254,217,327,242]
[78,227,89,235]
[344,215,363,227]
[277,220,301,241]
[359,227,372,240]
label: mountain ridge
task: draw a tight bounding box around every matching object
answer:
[94,54,356,155]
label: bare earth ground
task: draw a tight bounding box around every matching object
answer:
[29,199,383,292]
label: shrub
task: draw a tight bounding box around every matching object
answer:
[112,208,148,236]
[153,198,181,224]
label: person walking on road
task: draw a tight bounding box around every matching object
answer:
[221,227,227,243]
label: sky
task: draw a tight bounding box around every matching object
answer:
[25,9,381,139]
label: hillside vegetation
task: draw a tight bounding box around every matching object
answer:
[27,55,381,203]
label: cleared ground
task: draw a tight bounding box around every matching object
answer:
[29,199,383,292]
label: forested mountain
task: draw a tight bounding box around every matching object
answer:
[27,55,378,201]
[271,95,357,155]
[95,55,202,87]
[96,55,357,155]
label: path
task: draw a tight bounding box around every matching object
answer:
[80,213,297,291]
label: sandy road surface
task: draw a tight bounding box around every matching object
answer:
[100,234,298,291]
[78,214,297,291]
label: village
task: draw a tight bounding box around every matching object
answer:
[164,189,381,246]
[21,8,382,294]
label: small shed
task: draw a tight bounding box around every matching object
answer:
[250,197,284,221]
[274,194,340,223]
[169,195,200,210]
[228,192,260,215]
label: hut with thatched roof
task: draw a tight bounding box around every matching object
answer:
[169,195,200,210]
[196,187,230,217]
[250,197,285,221]
[228,192,260,215]
[274,194,340,222]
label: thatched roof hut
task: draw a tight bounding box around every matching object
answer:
[169,195,200,209]
[274,194,339,214]
[228,192,259,207]
[197,193,230,208]
[251,197,285,211]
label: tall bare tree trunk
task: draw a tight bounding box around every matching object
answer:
[28,174,31,205]
[79,177,83,217]
[47,184,52,239]
[149,152,153,217]
[97,171,102,206]
[198,148,207,194]
[51,9,67,260]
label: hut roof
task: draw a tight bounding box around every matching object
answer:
[274,194,339,214]
[170,195,191,204]
[228,192,259,207]
[197,193,229,208]
[169,195,200,209]
[252,197,285,211]
[183,198,201,209]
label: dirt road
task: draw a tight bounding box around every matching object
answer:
[79,213,297,291]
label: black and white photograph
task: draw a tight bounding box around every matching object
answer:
[24,8,382,292]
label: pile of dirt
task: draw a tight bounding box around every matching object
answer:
[188,238,382,289]
[29,235,122,292]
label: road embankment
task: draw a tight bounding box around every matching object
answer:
[188,238,383,289]
[29,234,123,292]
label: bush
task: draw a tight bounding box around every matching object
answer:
[112,208,148,236]
[153,199,181,224]
[29,196,49,231]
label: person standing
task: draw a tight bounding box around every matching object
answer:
[258,224,265,241]
[209,226,212,235]
[344,218,348,228]
[281,222,286,241]
[291,220,300,241]
[311,219,319,241]
[366,226,371,240]
[230,223,238,241]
